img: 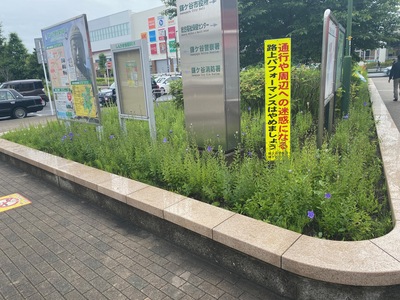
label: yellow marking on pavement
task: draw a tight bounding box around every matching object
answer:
[0,193,31,212]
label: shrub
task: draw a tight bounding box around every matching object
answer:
[3,69,392,241]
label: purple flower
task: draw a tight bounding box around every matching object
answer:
[343,114,349,120]
[307,210,315,219]
[207,146,212,152]
[109,135,115,139]
[163,137,168,143]
[324,193,331,199]
[248,106,251,111]
[247,151,252,157]
[363,102,367,106]
[61,135,67,142]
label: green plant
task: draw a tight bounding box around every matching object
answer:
[169,78,183,109]
[3,72,392,241]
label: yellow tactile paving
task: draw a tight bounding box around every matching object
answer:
[0,193,31,212]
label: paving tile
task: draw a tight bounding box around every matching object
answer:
[0,158,286,299]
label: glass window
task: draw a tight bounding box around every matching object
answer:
[0,91,7,101]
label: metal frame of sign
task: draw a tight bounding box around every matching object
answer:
[177,0,241,152]
[318,9,343,148]
[110,39,156,140]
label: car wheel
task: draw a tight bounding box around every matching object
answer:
[12,107,27,119]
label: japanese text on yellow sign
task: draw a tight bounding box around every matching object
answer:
[264,38,291,161]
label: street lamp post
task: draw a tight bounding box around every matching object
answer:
[342,0,353,116]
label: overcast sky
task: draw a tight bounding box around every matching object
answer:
[0,0,164,53]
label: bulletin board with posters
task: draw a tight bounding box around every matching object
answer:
[41,15,100,124]
[111,39,156,139]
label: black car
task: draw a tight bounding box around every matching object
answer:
[0,89,45,119]
[0,79,49,104]
[98,82,116,106]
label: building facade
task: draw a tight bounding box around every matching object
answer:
[88,6,179,77]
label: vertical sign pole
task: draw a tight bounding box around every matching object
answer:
[38,39,54,115]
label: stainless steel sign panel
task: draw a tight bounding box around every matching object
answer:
[177,0,240,152]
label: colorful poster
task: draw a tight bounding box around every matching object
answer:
[168,26,176,39]
[41,15,99,124]
[159,42,167,54]
[158,29,166,41]
[150,43,158,55]
[148,17,156,29]
[169,40,176,53]
[141,32,148,40]
[264,38,291,161]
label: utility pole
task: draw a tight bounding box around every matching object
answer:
[342,0,353,116]
[164,30,170,73]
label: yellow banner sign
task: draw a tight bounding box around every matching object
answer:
[264,38,291,160]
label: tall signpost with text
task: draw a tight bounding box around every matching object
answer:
[264,38,291,161]
[177,0,241,152]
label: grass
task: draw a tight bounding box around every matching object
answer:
[2,70,393,241]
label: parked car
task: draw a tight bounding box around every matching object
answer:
[0,79,49,105]
[152,78,161,99]
[384,66,392,76]
[158,76,182,95]
[98,82,116,106]
[0,89,45,119]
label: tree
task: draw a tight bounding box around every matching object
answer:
[0,22,8,82]
[25,49,46,80]
[2,33,28,80]
[162,0,400,67]
[98,53,107,77]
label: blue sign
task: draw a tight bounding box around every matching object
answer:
[149,30,156,43]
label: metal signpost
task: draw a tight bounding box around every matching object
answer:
[34,38,54,115]
[177,0,241,152]
[110,39,156,140]
[317,9,345,148]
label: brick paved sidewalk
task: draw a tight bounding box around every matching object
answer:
[0,160,286,300]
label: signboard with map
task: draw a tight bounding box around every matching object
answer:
[41,15,100,123]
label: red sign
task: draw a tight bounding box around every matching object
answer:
[150,44,158,55]
[168,26,176,39]
[148,17,156,29]
[106,61,112,69]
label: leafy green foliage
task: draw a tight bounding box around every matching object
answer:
[98,53,107,77]
[169,78,183,109]
[161,0,400,67]
[3,70,392,241]
[0,24,45,82]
